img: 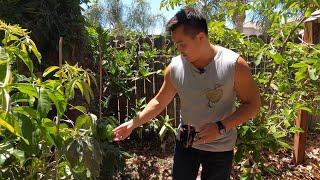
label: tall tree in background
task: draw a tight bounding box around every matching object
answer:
[250,0,319,35]
[85,0,166,34]
[126,0,166,34]
[231,0,248,33]
[105,0,126,33]
[160,0,247,32]
[85,0,105,28]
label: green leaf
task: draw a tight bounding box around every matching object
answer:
[19,114,34,144]
[294,67,307,82]
[37,87,52,118]
[311,0,320,7]
[159,126,167,141]
[60,123,69,129]
[255,51,263,66]
[5,34,19,44]
[75,81,84,95]
[313,96,320,101]
[290,127,304,133]
[29,39,41,63]
[81,81,93,104]
[43,66,59,77]
[51,134,64,148]
[278,140,292,149]
[83,140,101,177]
[165,122,177,136]
[291,62,308,68]
[70,106,87,114]
[66,140,80,168]
[308,67,318,80]
[15,83,38,97]
[304,9,312,17]
[47,90,67,117]
[270,83,278,91]
[41,118,56,134]
[0,47,10,65]
[75,114,92,130]
[1,88,10,112]
[240,126,250,136]
[12,106,38,119]
[15,44,33,73]
[11,149,25,165]
[11,92,31,103]
[269,51,283,64]
[0,117,15,133]
[65,79,76,100]
[298,106,312,113]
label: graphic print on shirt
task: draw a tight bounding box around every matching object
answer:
[205,84,223,110]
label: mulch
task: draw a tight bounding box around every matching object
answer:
[115,131,320,180]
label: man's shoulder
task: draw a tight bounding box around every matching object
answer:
[170,55,183,66]
[216,46,240,65]
[218,46,239,56]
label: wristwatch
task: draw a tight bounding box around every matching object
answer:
[216,121,227,135]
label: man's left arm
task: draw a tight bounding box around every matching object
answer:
[222,56,261,131]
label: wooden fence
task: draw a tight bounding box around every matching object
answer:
[103,33,320,130]
[104,35,275,126]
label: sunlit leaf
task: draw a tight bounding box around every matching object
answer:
[308,67,318,80]
[15,83,38,97]
[43,66,59,77]
[47,90,67,117]
[37,87,51,118]
[75,114,92,130]
[70,106,87,114]
[0,117,14,133]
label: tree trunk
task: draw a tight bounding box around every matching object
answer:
[232,0,247,33]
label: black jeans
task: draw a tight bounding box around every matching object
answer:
[172,140,233,180]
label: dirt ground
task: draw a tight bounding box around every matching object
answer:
[115,131,320,180]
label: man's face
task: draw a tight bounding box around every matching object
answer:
[172,25,202,62]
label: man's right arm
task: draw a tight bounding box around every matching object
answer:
[113,66,177,141]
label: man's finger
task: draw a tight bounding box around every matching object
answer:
[112,125,124,132]
[197,127,210,137]
[113,134,125,141]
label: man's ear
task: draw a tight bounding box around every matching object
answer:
[197,32,206,42]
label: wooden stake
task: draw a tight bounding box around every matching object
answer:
[55,36,63,179]
[293,14,319,164]
[99,41,102,120]
[293,110,309,164]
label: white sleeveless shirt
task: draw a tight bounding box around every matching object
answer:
[169,45,239,152]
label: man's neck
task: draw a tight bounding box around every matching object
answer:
[192,44,217,68]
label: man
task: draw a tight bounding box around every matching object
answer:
[113,8,260,180]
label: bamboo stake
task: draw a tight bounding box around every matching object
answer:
[99,40,102,121]
[55,36,63,179]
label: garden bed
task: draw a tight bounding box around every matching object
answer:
[116,131,320,179]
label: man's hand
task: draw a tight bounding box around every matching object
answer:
[192,123,220,145]
[112,120,134,141]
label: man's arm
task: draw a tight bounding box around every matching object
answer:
[193,56,260,145]
[113,66,177,141]
[222,56,261,131]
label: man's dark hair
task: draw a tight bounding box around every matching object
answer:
[166,7,208,37]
